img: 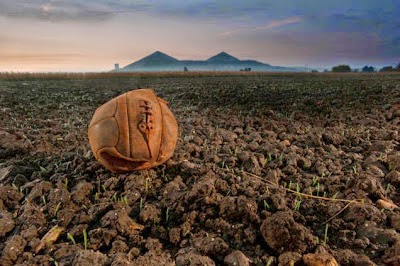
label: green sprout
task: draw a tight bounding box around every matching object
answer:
[323,224,329,245]
[53,202,62,217]
[67,233,76,245]
[83,229,88,250]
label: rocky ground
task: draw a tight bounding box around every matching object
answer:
[0,73,399,265]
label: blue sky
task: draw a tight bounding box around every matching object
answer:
[0,0,399,71]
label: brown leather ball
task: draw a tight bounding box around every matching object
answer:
[88,89,178,173]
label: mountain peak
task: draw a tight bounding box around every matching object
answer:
[144,51,178,62]
[207,52,240,62]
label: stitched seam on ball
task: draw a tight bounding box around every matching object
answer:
[113,99,121,152]
[126,93,132,158]
[155,91,164,161]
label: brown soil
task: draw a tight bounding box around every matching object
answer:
[0,73,399,265]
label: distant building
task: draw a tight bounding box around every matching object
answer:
[114,64,120,71]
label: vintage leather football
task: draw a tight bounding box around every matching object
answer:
[88,89,178,172]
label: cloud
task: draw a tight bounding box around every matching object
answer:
[0,0,149,22]
[0,52,83,63]
[221,16,302,36]
[256,17,303,30]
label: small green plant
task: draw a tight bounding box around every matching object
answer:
[263,200,270,211]
[183,229,190,236]
[67,233,76,245]
[267,153,272,162]
[323,224,329,245]
[265,257,275,266]
[49,257,59,266]
[352,165,358,174]
[12,183,23,193]
[145,177,151,194]
[111,192,118,202]
[312,176,319,186]
[139,197,144,212]
[119,195,129,205]
[265,187,271,197]
[385,183,392,196]
[83,229,88,250]
[161,168,168,181]
[42,195,47,205]
[166,207,170,223]
[294,199,301,211]
[296,183,301,195]
[261,158,269,168]
[53,202,62,217]
[233,146,239,156]
[12,183,19,192]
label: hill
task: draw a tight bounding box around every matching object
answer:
[119,51,306,72]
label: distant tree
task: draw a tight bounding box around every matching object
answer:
[353,69,359,73]
[396,63,400,70]
[332,65,351,72]
[311,69,318,73]
[379,66,394,72]
[323,69,329,72]
[362,66,375,72]
[183,66,188,72]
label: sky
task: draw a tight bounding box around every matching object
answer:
[0,0,399,72]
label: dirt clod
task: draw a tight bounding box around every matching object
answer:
[260,211,316,253]
[73,250,109,266]
[0,210,15,237]
[224,250,250,266]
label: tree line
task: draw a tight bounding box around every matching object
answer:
[330,63,400,73]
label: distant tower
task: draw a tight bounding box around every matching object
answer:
[114,64,120,71]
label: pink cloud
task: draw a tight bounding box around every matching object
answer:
[221,16,302,36]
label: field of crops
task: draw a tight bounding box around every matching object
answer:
[0,72,399,265]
